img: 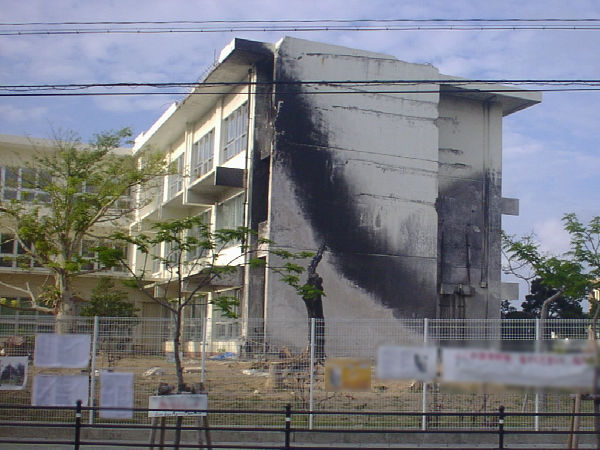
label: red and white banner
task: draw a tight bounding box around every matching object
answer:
[442,348,594,388]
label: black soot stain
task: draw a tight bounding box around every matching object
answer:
[273,65,433,318]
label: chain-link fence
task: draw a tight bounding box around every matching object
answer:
[0,315,596,431]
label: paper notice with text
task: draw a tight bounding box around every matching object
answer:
[34,334,91,368]
[32,375,89,406]
[100,371,134,419]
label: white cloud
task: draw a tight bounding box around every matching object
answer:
[535,218,571,255]
[0,104,48,123]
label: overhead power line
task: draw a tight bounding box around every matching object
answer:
[2,79,600,97]
[2,18,600,36]
[3,18,600,26]
[2,88,600,97]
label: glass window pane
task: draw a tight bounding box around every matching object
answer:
[21,169,36,189]
[4,168,18,188]
[0,234,14,254]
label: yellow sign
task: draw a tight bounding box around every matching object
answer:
[325,358,371,392]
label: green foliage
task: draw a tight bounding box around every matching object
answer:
[0,128,167,315]
[503,213,600,318]
[211,295,240,319]
[80,278,138,317]
[521,278,586,319]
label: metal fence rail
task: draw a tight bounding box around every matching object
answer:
[0,315,597,431]
[0,403,598,449]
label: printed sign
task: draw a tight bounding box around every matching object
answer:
[325,358,371,392]
[34,334,91,368]
[100,371,134,419]
[442,348,595,388]
[148,394,208,417]
[0,356,28,390]
[377,346,437,381]
[32,375,89,406]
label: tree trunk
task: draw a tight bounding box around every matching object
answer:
[173,307,185,393]
[539,290,563,350]
[55,273,77,334]
[303,243,326,362]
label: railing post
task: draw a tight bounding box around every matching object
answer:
[422,318,429,431]
[534,318,540,431]
[201,315,208,383]
[89,315,99,424]
[284,403,291,449]
[498,405,505,449]
[74,399,82,450]
[309,318,315,430]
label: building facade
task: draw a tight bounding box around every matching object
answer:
[0,37,540,352]
[130,37,540,350]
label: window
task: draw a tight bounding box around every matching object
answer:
[222,103,248,162]
[212,289,241,340]
[186,209,212,262]
[1,167,51,203]
[164,241,181,272]
[182,295,207,341]
[151,244,161,274]
[0,233,33,269]
[167,155,184,199]
[191,130,214,179]
[79,240,127,273]
[216,195,244,230]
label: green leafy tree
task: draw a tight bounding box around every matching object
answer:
[81,277,138,367]
[502,221,592,327]
[500,299,520,318]
[521,278,586,319]
[100,214,317,393]
[503,213,600,443]
[80,277,138,317]
[0,129,166,329]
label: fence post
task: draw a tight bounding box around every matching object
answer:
[74,399,82,450]
[89,315,99,424]
[534,318,540,431]
[284,403,291,449]
[498,405,505,449]
[201,315,208,383]
[422,318,428,431]
[309,317,315,430]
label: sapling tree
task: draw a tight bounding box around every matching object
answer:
[0,129,166,330]
[503,213,600,441]
[100,214,318,393]
[502,213,599,335]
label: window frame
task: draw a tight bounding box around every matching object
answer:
[222,102,248,162]
[191,130,215,180]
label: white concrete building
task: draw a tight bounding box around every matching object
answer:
[130,36,540,350]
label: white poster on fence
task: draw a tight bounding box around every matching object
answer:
[442,348,595,388]
[32,375,89,406]
[148,394,208,417]
[377,345,437,381]
[100,371,134,419]
[34,334,91,368]
[0,356,28,390]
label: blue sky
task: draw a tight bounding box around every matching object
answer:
[1,1,599,288]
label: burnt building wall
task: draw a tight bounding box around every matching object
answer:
[436,95,504,319]
[264,38,441,345]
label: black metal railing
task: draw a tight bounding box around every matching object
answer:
[0,402,598,449]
